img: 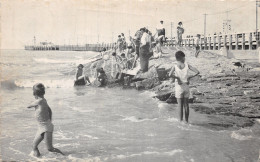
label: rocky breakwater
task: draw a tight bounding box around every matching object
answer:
[83,47,260,130]
[153,47,260,130]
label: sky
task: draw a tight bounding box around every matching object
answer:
[1,0,259,49]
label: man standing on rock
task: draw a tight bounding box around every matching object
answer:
[140,28,152,72]
[156,20,165,45]
[177,22,184,46]
[131,28,145,69]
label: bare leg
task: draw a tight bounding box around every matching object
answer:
[45,132,64,155]
[183,98,190,123]
[177,98,184,121]
[84,76,91,84]
[32,133,44,157]
[132,55,138,69]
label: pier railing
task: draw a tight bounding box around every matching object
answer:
[165,31,260,50]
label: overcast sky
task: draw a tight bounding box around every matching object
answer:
[1,0,258,49]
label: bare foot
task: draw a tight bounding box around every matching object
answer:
[49,148,64,155]
[33,148,41,157]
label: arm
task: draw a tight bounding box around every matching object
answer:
[168,66,176,78]
[188,64,200,79]
[75,70,79,80]
[169,66,182,84]
[27,100,39,108]
[48,106,52,121]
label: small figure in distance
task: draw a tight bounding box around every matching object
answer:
[74,64,91,86]
[177,22,184,47]
[169,51,200,123]
[195,34,201,58]
[27,83,64,157]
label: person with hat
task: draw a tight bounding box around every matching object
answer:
[74,64,91,86]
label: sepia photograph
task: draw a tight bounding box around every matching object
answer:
[1,0,260,161]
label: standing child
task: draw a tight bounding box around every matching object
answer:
[27,83,64,157]
[74,64,91,86]
[195,34,201,57]
[169,51,200,123]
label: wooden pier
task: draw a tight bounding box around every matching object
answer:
[165,31,260,50]
[25,43,116,52]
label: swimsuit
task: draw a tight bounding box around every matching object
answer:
[175,62,190,98]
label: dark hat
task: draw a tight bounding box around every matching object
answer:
[121,53,125,57]
[160,20,163,22]
[77,64,84,68]
[118,35,121,37]
[178,22,182,25]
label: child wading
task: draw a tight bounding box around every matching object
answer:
[27,83,64,157]
[169,51,200,123]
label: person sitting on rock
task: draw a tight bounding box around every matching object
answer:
[97,67,107,86]
[169,51,200,123]
[74,64,91,86]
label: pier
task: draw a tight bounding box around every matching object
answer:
[25,31,260,52]
[25,43,116,52]
[165,31,260,50]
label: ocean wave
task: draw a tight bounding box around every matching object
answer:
[122,116,158,122]
[33,57,100,65]
[166,117,179,122]
[81,134,99,140]
[68,155,101,162]
[0,79,77,89]
[113,149,183,159]
[231,129,253,141]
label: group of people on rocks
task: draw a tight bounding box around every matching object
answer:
[74,20,188,87]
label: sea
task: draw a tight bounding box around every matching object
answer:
[0,49,260,162]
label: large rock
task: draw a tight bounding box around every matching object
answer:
[154,89,174,101]
[135,77,161,90]
[134,66,158,79]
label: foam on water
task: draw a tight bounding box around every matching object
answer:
[15,79,75,88]
[81,134,99,140]
[70,106,95,113]
[33,55,100,65]
[122,116,158,122]
[68,155,101,162]
[113,149,183,159]
[231,128,254,141]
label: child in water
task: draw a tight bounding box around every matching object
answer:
[97,67,107,86]
[27,83,64,157]
[74,64,91,86]
[169,51,200,123]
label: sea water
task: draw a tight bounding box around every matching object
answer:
[1,49,260,162]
